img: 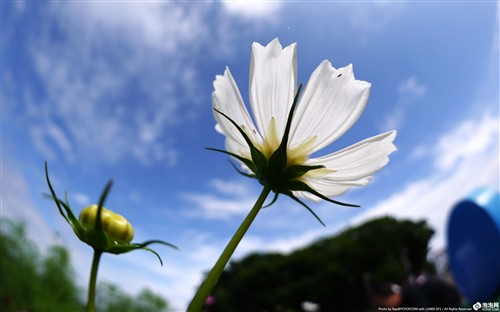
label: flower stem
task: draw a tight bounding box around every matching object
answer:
[87,249,102,312]
[187,186,271,311]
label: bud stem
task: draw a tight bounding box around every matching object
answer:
[87,249,102,312]
[188,186,272,311]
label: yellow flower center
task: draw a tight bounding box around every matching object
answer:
[257,117,316,165]
[253,117,334,179]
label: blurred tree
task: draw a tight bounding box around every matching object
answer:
[37,245,82,311]
[0,219,44,311]
[207,217,435,312]
[135,288,169,312]
[96,282,168,312]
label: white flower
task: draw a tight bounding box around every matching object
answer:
[212,38,396,219]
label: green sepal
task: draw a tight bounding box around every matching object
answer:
[283,164,325,180]
[107,240,178,266]
[228,160,258,180]
[262,192,279,208]
[44,162,86,240]
[205,147,258,174]
[287,180,360,207]
[92,181,113,250]
[84,225,110,251]
[213,108,268,171]
[285,191,326,227]
[268,84,303,172]
[140,247,165,266]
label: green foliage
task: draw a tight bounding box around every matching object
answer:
[37,245,83,311]
[0,219,83,311]
[96,283,168,312]
[207,217,435,312]
[0,219,169,312]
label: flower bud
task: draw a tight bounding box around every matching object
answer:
[79,205,134,243]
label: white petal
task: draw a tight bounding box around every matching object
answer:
[290,61,370,153]
[213,67,262,155]
[249,38,297,140]
[293,181,357,202]
[297,130,397,200]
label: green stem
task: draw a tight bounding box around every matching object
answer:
[188,186,272,311]
[87,249,102,312]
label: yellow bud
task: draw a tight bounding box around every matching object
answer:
[79,205,134,243]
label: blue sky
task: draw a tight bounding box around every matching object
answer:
[2,1,499,310]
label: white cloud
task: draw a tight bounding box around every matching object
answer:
[60,2,208,53]
[349,2,405,37]
[241,227,329,255]
[1,162,56,251]
[72,192,91,207]
[433,113,499,171]
[182,179,260,220]
[13,0,25,13]
[381,108,404,133]
[18,2,212,167]
[183,192,256,220]
[398,76,427,98]
[210,178,253,197]
[380,76,427,131]
[8,1,284,168]
[222,0,282,19]
[353,112,499,251]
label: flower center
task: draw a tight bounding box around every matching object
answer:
[257,117,317,167]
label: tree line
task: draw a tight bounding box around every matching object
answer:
[204,217,461,312]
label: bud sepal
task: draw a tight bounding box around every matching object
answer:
[44,162,177,264]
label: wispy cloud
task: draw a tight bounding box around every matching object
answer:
[1,162,56,251]
[380,76,427,131]
[355,112,499,250]
[182,179,257,220]
[6,2,283,168]
[210,178,253,197]
[398,76,427,98]
[6,3,218,168]
[348,2,405,38]
[433,113,498,171]
[71,192,91,207]
[222,0,283,19]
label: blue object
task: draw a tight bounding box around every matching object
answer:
[447,187,500,302]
